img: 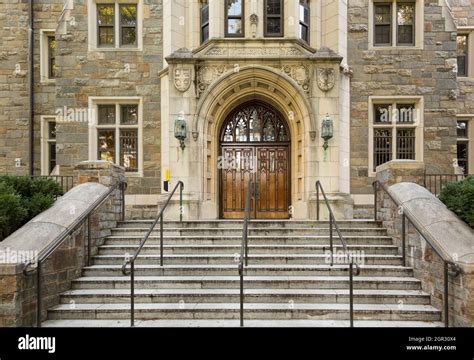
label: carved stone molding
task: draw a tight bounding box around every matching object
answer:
[281,65,310,94]
[250,14,258,38]
[316,68,336,92]
[196,65,227,98]
[204,46,305,57]
[250,13,258,25]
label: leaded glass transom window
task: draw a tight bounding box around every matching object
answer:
[221,102,289,143]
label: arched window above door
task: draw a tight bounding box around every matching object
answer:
[221,102,289,143]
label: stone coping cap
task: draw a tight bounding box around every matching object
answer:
[376,160,425,172]
[388,182,474,272]
[75,160,125,171]
[0,183,109,263]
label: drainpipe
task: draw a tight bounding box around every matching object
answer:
[28,0,34,176]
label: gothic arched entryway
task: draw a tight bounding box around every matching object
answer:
[219,101,291,219]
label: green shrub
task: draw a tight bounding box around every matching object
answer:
[0,175,35,198]
[439,176,474,228]
[0,182,28,240]
[26,193,57,219]
[0,176,64,240]
[31,178,64,199]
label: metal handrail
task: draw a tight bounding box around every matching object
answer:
[23,180,127,327]
[122,181,184,327]
[423,172,465,196]
[316,181,360,327]
[373,180,461,327]
[30,175,75,193]
[239,180,253,327]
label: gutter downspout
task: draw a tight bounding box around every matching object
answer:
[28,0,34,176]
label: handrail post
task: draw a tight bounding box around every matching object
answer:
[160,215,164,267]
[349,261,354,328]
[37,263,41,328]
[316,183,320,221]
[131,260,135,327]
[402,214,406,267]
[121,181,125,222]
[179,182,183,223]
[444,262,449,327]
[245,224,249,267]
[373,182,378,221]
[87,215,91,267]
[329,216,334,266]
[240,268,244,327]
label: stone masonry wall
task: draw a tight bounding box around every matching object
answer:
[0,0,64,175]
[55,1,163,196]
[0,0,31,175]
[348,0,458,196]
[0,161,124,326]
[450,0,474,115]
[34,1,65,175]
[375,161,474,326]
[449,0,474,26]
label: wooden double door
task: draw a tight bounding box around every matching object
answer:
[219,101,291,219]
[220,145,291,219]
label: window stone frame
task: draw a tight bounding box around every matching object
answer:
[39,29,56,83]
[88,0,143,52]
[88,97,144,177]
[368,96,424,176]
[369,0,423,50]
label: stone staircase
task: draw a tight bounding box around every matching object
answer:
[43,220,443,327]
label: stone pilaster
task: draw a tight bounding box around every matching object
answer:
[74,160,125,188]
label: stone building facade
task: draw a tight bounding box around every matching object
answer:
[0,0,472,220]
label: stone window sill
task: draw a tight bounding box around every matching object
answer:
[369,45,423,51]
[89,48,143,53]
[40,79,56,85]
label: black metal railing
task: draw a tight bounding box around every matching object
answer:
[423,172,465,196]
[122,181,184,327]
[316,181,360,327]
[239,180,253,327]
[23,180,127,327]
[373,180,461,327]
[31,175,75,193]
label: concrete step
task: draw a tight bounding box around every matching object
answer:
[42,218,445,326]
[91,254,403,266]
[42,319,444,327]
[97,244,399,256]
[103,235,394,246]
[59,288,431,305]
[47,303,442,321]
[83,264,414,277]
[72,275,423,291]
[118,220,383,229]
[110,228,388,237]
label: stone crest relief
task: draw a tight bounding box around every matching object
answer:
[173,66,192,92]
[281,65,310,94]
[197,65,227,98]
[316,68,336,92]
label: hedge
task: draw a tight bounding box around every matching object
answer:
[439,176,474,228]
[0,176,64,240]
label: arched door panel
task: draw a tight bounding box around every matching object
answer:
[219,101,290,219]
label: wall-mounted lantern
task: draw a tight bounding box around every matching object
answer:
[174,114,187,150]
[321,114,334,151]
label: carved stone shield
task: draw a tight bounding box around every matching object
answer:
[316,68,336,92]
[174,66,192,92]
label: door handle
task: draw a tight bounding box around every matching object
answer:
[251,182,260,199]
